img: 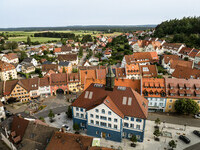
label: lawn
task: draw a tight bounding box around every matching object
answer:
[1,30,121,43]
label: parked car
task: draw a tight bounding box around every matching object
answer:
[194,113,200,119]
[193,130,200,137]
[179,135,191,144]
[62,124,70,131]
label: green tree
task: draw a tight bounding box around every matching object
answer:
[73,123,80,131]
[62,67,66,73]
[78,47,83,58]
[155,118,161,126]
[130,134,137,143]
[39,116,45,122]
[48,109,55,122]
[153,129,161,138]
[67,106,72,119]
[27,36,31,46]
[72,68,78,73]
[175,99,199,115]
[19,51,28,62]
[168,140,177,149]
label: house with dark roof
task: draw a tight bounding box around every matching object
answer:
[1,53,19,64]
[57,54,78,65]
[72,67,148,142]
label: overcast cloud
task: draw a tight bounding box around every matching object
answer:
[0,0,199,28]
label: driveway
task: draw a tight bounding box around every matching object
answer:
[148,112,200,127]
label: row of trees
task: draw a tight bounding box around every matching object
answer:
[34,32,75,39]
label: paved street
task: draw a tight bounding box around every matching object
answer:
[34,105,68,118]
[184,142,200,150]
[148,112,200,127]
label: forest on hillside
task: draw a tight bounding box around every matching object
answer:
[154,17,200,48]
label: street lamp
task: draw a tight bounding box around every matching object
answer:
[184,123,187,131]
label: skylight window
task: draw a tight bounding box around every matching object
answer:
[122,97,127,105]
[128,97,132,106]
[84,91,89,98]
[142,67,149,72]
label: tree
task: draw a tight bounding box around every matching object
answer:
[81,35,93,43]
[184,57,189,61]
[72,68,78,73]
[175,99,199,115]
[67,106,72,119]
[48,109,55,122]
[19,51,28,62]
[39,116,45,122]
[73,123,80,131]
[62,67,66,73]
[130,134,137,144]
[78,47,83,58]
[153,129,161,138]
[27,36,31,46]
[168,140,177,149]
[155,118,161,126]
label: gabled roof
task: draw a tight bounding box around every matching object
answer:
[58,54,77,61]
[0,61,15,71]
[39,77,50,86]
[46,132,93,150]
[163,55,179,64]
[140,65,158,78]
[188,49,200,58]
[50,73,68,85]
[72,83,148,119]
[170,59,193,69]
[172,66,200,79]
[3,53,18,60]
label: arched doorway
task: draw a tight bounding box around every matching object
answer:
[56,89,65,99]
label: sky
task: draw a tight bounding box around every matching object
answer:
[0,0,200,28]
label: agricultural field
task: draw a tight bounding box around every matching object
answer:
[0,30,121,43]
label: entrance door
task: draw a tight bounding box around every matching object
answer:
[102,132,106,138]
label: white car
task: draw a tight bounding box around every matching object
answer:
[62,124,70,131]
[194,114,200,119]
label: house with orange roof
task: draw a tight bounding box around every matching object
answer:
[0,61,17,81]
[162,43,185,55]
[140,65,158,78]
[121,52,159,67]
[142,78,166,112]
[125,63,140,79]
[1,53,19,64]
[72,67,148,142]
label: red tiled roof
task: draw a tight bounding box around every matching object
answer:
[0,61,15,71]
[3,53,18,60]
[46,132,93,150]
[72,83,148,119]
[163,55,180,64]
[172,66,200,79]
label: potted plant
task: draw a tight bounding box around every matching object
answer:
[130,134,137,147]
[73,123,80,134]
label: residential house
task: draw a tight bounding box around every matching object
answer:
[0,61,17,81]
[167,59,193,74]
[72,67,148,142]
[1,53,19,64]
[39,77,51,98]
[17,62,35,74]
[178,47,193,59]
[89,57,99,66]
[57,54,78,65]
[188,49,200,61]
[162,43,185,55]
[23,58,38,67]
[172,66,200,79]
[68,73,81,93]
[162,55,180,69]
[46,132,94,150]
[114,68,126,79]
[121,52,159,67]
[82,60,91,67]
[142,78,166,112]
[194,51,200,64]
[140,65,158,78]
[0,81,5,102]
[54,45,73,56]
[58,61,72,74]
[42,64,58,76]
[125,63,140,79]
[165,78,200,112]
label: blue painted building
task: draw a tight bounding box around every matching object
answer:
[72,67,148,142]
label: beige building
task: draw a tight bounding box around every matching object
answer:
[0,61,17,81]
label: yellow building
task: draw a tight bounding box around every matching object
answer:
[4,79,31,102]
[68,73,82,93]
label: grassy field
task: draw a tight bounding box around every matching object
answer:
[0,30,121,43]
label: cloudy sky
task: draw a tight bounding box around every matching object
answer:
[0,0,199,28]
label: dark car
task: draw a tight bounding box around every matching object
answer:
[193,130,200,137]
[179,135,191,144]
